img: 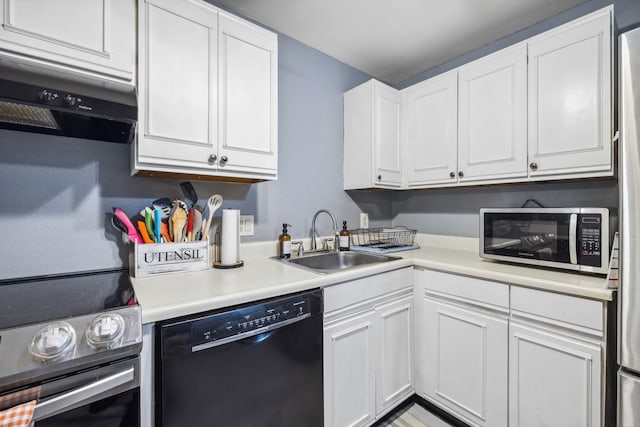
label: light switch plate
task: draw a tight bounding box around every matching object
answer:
[360,213,369,229]
[239,215,254,236]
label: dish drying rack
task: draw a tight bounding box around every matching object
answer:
[350,226,419,254]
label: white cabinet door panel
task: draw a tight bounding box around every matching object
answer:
[403,71,458,186]
[324,310,376,427]
[219,13,277,174]
[376,296,414,414]
[509,321,601,427]
[528,9,612,176]
[458,43,527,182]
[0,0,135,81]
[375,85,403,186]
[137,0,217,168]
[422,297,508,427]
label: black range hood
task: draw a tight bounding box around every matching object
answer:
[0,77,137,144]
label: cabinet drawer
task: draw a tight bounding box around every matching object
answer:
[324,268,413,314]
[423,270,509,311]
[510,287,603,336]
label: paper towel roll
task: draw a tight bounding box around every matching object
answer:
[221,209,240,265]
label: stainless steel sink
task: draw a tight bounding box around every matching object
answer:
[280,251,400,274]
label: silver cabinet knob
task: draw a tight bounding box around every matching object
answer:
[458,171,464,178]
[529,162,538,171]
[220,156,228,165]
[449,171,455,178]
[208,154,217,163]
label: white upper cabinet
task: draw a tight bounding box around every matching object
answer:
[528,7,612,177]
[457,43,527,182]
[402,71,458,187]
[218,12,278,176]
[136,0,218,169]
[0,0,135,88]
[134,0,278,182]
[344,79,402,190]
[346,7,613,191]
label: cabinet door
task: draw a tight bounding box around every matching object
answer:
[509,321,601,427]
[0,0,135,82]
[403,71,458,187]
[137,0,218,169]
[458,43,527,182]
[324,310,376,427]
[375,296,414,415]
[218,12,278,175]
[374,82,403,187]
[421,296,508,427]
[528,8,612,176]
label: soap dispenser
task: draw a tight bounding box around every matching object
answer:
[279,224,292,259]
[339,221,350,251]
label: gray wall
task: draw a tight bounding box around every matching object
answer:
[0,34,390,280]
[390,0,640,237]
[392,181,619,237]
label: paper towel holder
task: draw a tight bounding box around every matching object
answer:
[213,231,244,269]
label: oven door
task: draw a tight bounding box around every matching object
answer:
[481,210,574,266]
[0,357,139,426]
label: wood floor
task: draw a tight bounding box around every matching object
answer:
[376,403,455,427]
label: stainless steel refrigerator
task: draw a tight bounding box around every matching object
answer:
[618,25,640,426]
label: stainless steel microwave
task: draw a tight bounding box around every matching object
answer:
[480,208,610,274]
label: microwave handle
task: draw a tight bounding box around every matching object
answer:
[569,214,578,264]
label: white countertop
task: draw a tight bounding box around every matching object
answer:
[131,234,615,324]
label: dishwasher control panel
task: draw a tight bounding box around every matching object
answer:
[160,289,322,358]
[192,297,311,344]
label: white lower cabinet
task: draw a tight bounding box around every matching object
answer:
[416,270,509,427]
[509,321,602,427]
[323,268,414,427]
[376,295,414,414]
[414,269,609,427]
[421,297,508,427]
[324,309,377,427]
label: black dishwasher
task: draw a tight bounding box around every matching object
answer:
[156,289,323,427]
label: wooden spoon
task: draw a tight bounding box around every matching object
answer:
[189,209,202,241]
[170,200,188,243]
[200,195,223,241]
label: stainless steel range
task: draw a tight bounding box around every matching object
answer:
[0,269,142,425]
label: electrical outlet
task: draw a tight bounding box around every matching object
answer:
[239,215,254,236]
[360,212,369,229]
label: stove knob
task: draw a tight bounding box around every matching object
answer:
[64,95,77,106]
[29,322,76,362]
[86,313,125,349]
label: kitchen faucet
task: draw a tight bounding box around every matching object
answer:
[310,209,338,251]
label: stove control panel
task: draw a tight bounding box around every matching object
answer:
[0,305,142,385]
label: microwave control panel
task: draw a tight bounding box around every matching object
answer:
[578,214,602,267]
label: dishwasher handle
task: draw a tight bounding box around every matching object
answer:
[191,313,310,352]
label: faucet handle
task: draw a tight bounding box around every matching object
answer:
[322,237,335,251]
[291,240,304,257]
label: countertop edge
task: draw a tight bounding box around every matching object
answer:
[134,247,614,324]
